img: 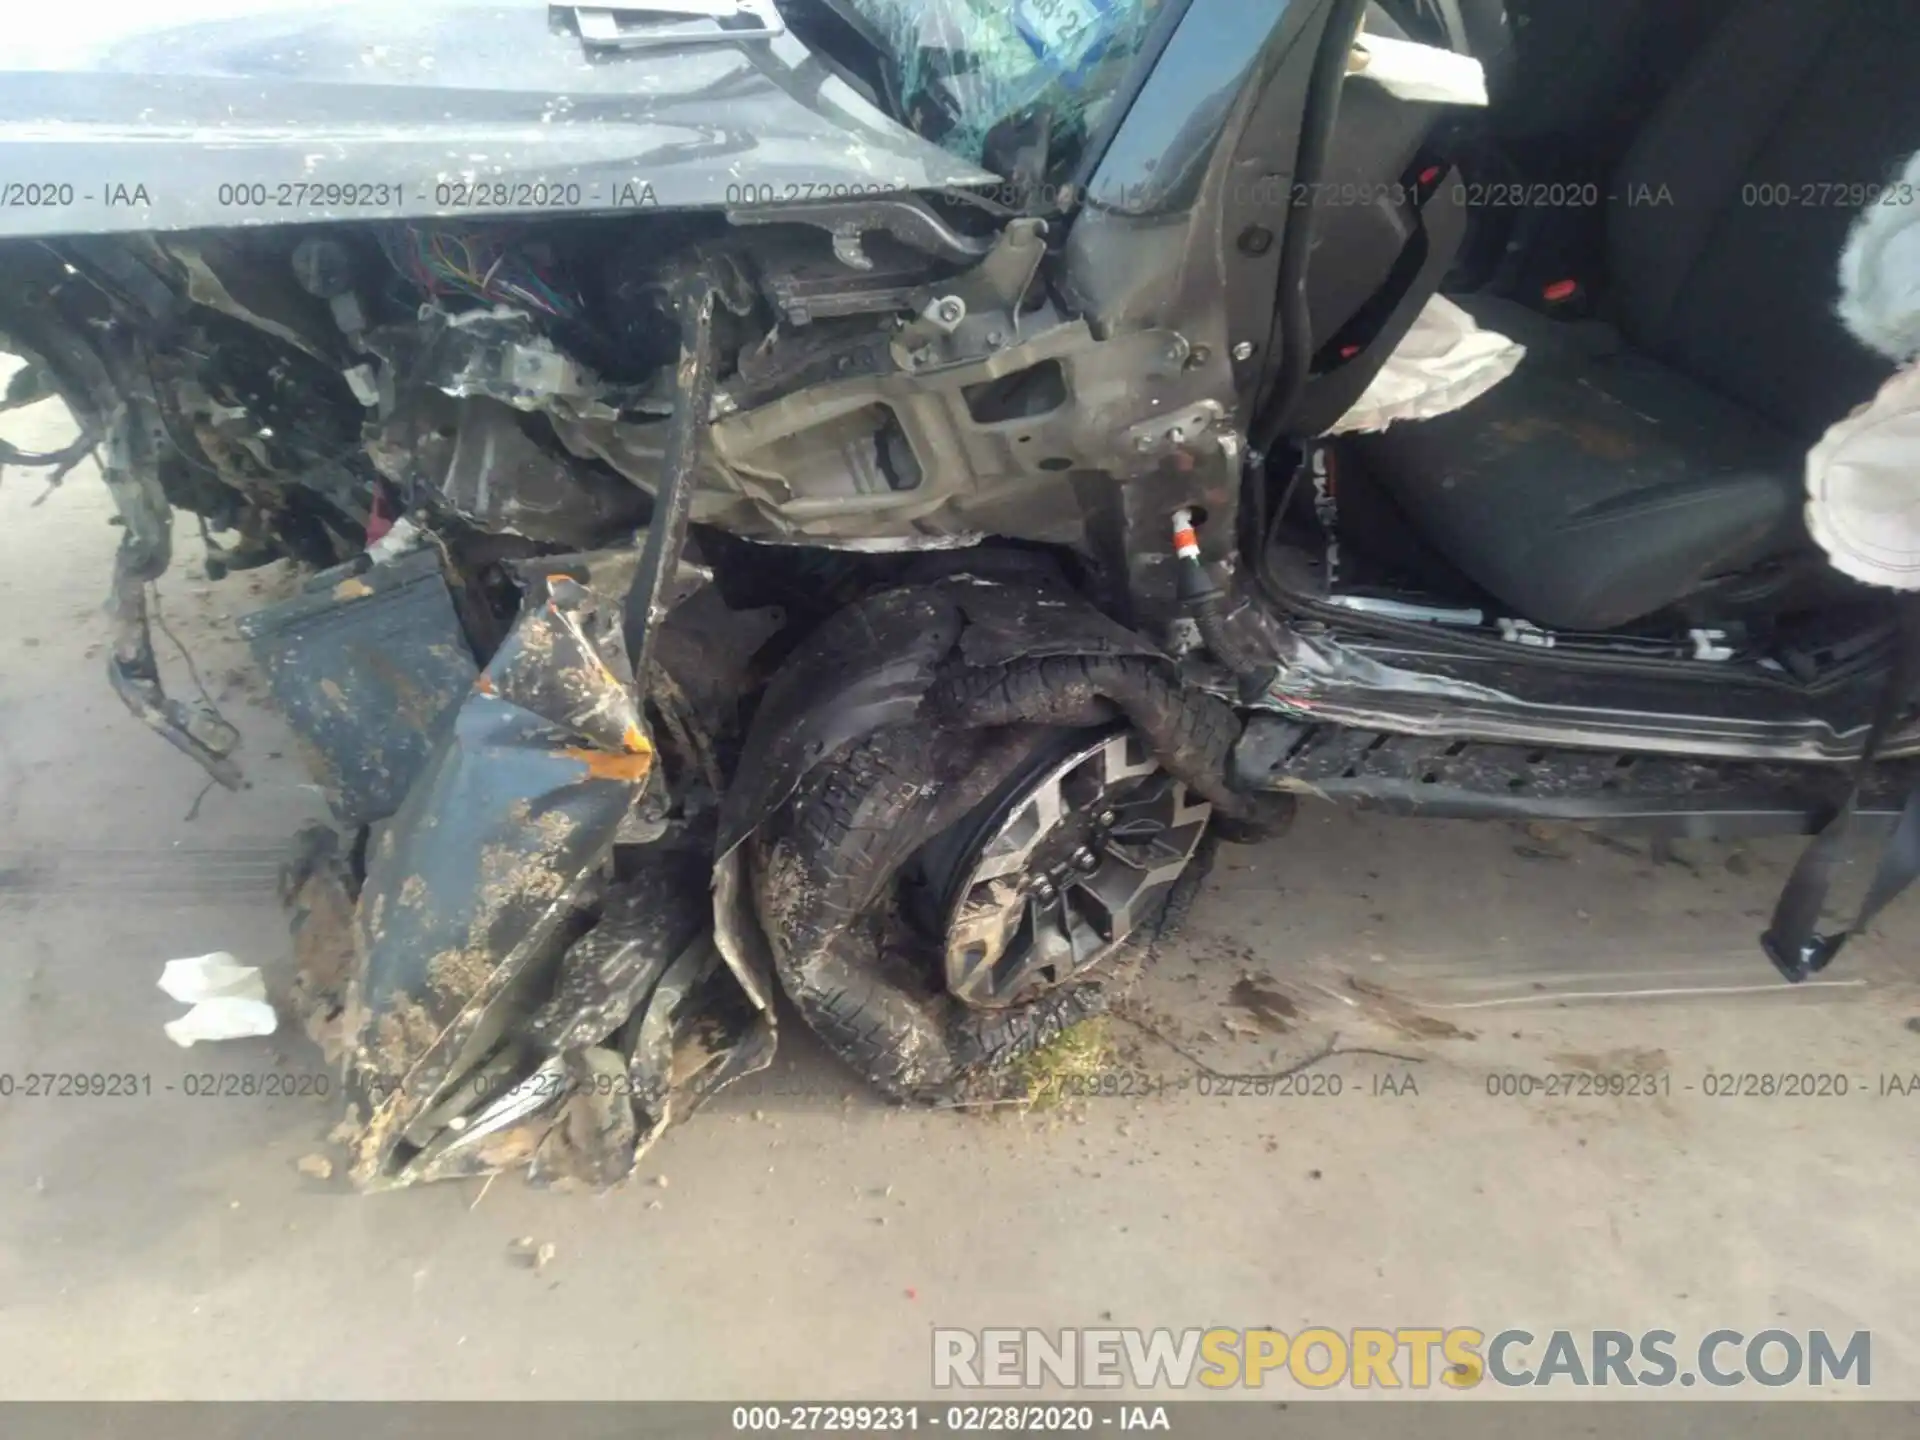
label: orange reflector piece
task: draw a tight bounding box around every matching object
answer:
[562,748,654,783]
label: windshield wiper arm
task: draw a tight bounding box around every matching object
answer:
[556,1,785,51]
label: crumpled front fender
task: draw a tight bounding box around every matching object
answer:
[344,577,653,1189]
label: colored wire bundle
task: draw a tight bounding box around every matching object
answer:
[378,224,578,318]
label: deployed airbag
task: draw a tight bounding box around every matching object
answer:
[1807,155,1920,592]
[1324,295,1525,436]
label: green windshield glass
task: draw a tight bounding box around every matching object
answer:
[846,0,1165,194]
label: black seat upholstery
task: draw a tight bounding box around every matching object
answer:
[1354,0,1917,632]
[1492,0,1737,157]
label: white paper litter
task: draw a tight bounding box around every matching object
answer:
[158,952,279,1047]
[1323,295,1526,436]
[1349,33,1489,107]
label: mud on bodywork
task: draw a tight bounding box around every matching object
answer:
[271,564,1276,1187]
[0,234,1260,1186]
[0,0,1334,1186]
[237,547,480,825]
[274,567,770,1190]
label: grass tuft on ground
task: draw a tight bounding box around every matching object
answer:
[1009,1017,1116,1110]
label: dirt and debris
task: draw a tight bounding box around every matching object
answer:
[1009,1018,1116,1110]
[1227,974,1300,1033]
[283,826,366,1067]
[336,574,672,1189]
[296,1154,334,1181]
[532,1048,640,1190]
[424,946,493,1008]
[507,1237,556,1271]
[365,996,443,1082]
[472,1123,548,1173]
[1512,821,1578,862]
[1345,976,1476,1041]
[237,549,480,825]
[474,836,574,914]
[1548,1046,1671,1074]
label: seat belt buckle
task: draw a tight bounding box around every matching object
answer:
[1760,929,1842,983]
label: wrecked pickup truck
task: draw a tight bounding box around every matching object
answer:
[6,0,1920,1187]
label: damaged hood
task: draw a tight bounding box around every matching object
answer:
[0,0,997,238]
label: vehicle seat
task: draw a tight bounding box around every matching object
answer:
[1350,0,1917,632]
[1493,0,1737,159]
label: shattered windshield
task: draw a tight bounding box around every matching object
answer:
[840,0,1166,197]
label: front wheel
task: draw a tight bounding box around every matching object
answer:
[911,728,1214,1010]
[750,724,1218,1101]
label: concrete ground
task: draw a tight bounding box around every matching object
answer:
[1,386,1918,1400]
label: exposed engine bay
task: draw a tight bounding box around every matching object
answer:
[0,175,1276,1190]
[5,0,1920,1189]
[0,0,1310,1186]
[25,207,1160,547]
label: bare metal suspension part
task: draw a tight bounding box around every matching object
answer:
[624,268,720,682]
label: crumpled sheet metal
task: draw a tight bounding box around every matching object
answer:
[236,548,478,826]
[386,865,775,1190]
[526,842,712,1055]
[369,391,652,549]
[532,935,774,1190]
[344,577,653,1189]
[399,922,773,1191]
